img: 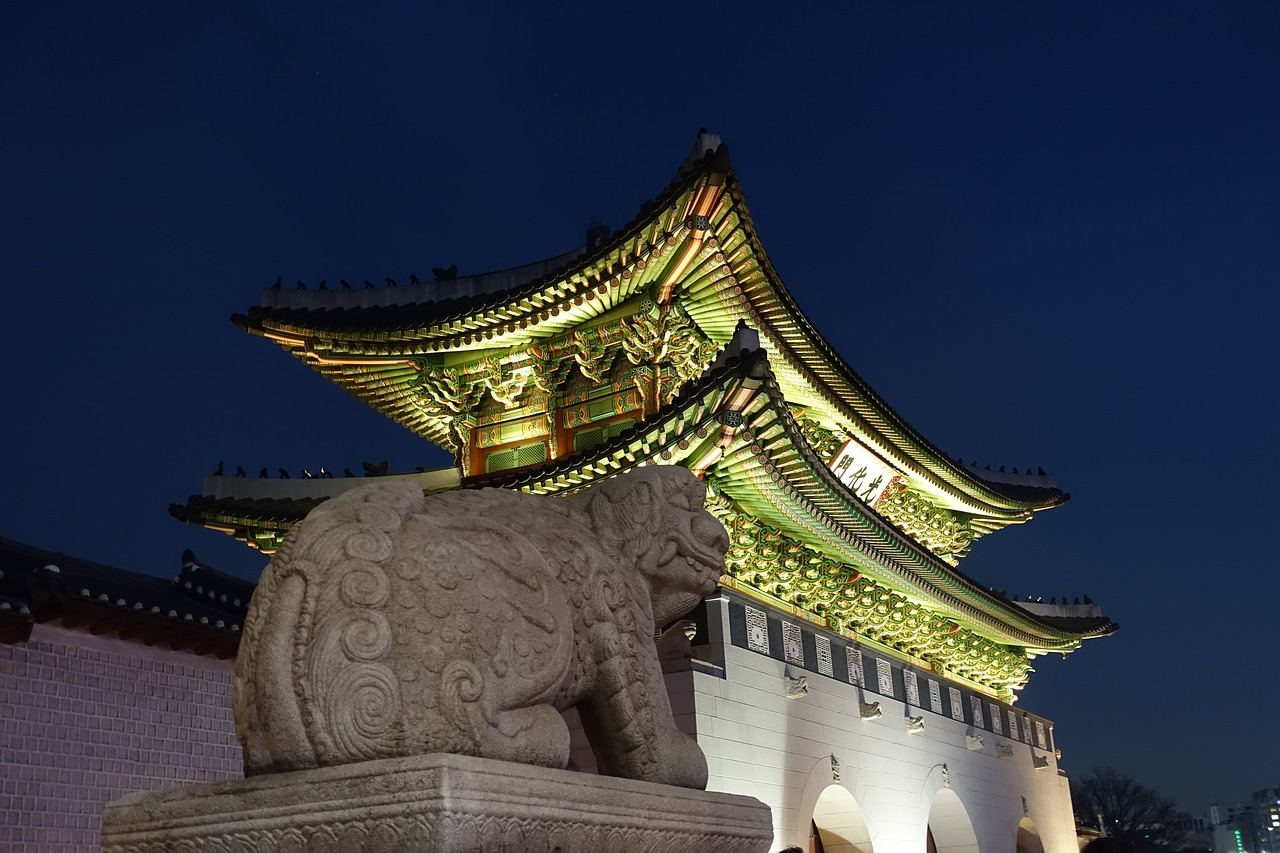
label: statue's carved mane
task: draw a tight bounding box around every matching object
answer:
[234,466,727,790]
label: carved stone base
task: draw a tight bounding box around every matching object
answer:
[102,753,774,852]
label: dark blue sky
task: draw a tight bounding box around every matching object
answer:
[3,2,1277,812]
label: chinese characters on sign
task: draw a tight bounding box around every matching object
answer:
[829,440,896,506]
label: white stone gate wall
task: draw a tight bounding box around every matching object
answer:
[5,601,1080,853]
[0,624,241,853]
[691,597,1078,853]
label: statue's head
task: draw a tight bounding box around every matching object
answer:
[578,465,729,627]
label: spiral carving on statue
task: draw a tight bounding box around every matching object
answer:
[234,465,728,789]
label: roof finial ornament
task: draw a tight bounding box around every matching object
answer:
[711,321,762,369]
[678,127,724,177]
[432,264,457,281]
[585,219,610,252]
[410,274,422,286]
[731,320,760,355]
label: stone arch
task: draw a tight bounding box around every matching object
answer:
[789,757,876,853]
[925,787,980,853]
[810,783,874,853]
[1015,815,1046,853]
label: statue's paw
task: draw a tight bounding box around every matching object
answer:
[649,728,709,790]
[482,704,571,770]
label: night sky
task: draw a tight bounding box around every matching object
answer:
[3,2,1277,813]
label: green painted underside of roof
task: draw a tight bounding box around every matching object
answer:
[180,352,1110,695]
[679,175,1060,520]
[236,148,1063,523]
[707,496,1032,696]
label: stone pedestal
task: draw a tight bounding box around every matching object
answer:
[102,753,774,852]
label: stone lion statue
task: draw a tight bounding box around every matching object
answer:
[234,465,728,790]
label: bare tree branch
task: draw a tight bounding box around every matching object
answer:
[1071,767,1192,851]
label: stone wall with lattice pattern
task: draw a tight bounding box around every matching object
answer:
[0,624,240,853]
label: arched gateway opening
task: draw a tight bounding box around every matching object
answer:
[808,783,880,850]
[810,784,874,853]
[1016,816,1046,853]
[926,788,979,853]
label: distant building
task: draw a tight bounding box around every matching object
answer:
[1175,814,1208,837]
[1215,804,1249,827]
[1213,809,1257,853]
[1251,789,1280,853]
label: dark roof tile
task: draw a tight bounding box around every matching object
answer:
[0,536,247,658]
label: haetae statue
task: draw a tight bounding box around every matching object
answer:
[234,465,728,790]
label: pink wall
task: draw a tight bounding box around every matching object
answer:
[0,624,241,852]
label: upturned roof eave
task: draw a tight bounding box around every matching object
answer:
[683,173,1066,516]
[169,352,1103,649]
[230,147,724,344]
[0,536,244,658]
[715,356,1092,648]
[230,144,1063,520]
[465,352,1095,649]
